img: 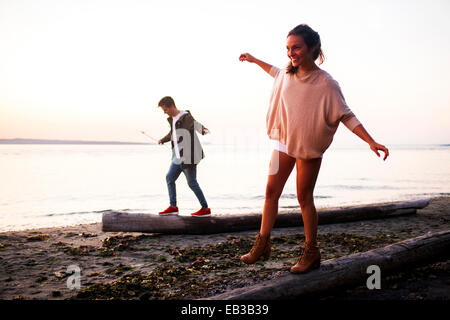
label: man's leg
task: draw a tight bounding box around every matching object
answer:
[183,165,208,208]
[166,161,183,207]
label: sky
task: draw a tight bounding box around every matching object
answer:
[0,0,449,145]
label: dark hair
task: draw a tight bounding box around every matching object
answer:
[286,24,325,74]
[158,96,176,108]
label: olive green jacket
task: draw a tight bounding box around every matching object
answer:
[160,110,208,167]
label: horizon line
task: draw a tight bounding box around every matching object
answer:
[0,138,448,147]
[0,138,151,145]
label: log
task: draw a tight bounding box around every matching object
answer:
[206,229,450,300]
[101,198,430,234]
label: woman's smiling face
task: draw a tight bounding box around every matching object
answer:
[286,35,312,67]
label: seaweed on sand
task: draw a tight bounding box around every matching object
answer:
[74,232,400,300]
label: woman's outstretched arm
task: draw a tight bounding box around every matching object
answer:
[352,124,389,160]
[239,53,274,75]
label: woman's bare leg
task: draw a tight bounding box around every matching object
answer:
[259,150,296,237]
[295,158,322,244]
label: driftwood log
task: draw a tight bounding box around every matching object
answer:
[102,198,429,234]
[207,229,450,300]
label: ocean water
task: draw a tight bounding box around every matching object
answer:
[0,143,449,232]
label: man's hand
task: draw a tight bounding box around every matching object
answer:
[202,128,210,135]
[158,140,163,145]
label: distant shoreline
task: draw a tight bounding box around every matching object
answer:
[0,139,447,147]
[0,139,152,145]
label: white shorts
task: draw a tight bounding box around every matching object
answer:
[271,140,287,154]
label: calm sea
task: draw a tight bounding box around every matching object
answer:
[0,143,449,232]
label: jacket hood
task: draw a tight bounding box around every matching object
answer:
[167,109,191,122]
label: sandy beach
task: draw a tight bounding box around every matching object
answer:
[0,196,449,300]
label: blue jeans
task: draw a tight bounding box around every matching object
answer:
[166,159,208,208]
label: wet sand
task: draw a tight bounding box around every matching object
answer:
[0,197,449,300]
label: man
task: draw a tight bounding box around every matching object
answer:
[157,96,211,217]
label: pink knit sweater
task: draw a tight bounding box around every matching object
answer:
[267,66,361,160]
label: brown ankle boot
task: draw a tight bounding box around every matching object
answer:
[240,233,271,264]
[290,242,321,274]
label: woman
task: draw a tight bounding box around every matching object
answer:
[239,24,389,274]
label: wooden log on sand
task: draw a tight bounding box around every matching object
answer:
[102,198,429,234]
[207,229,450,300]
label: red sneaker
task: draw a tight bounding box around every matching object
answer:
[159,206,179,216]
[191,207,211,217]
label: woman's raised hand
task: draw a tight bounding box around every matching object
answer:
[239,53,256,63]
[239,53,274,75]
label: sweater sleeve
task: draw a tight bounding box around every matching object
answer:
[269,66,281,78]
[330,80,361,131]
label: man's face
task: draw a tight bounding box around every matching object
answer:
[161,105,174,117]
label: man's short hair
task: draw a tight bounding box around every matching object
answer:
[158,96,175,108]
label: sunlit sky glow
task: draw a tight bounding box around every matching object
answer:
[1,0,449,145]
